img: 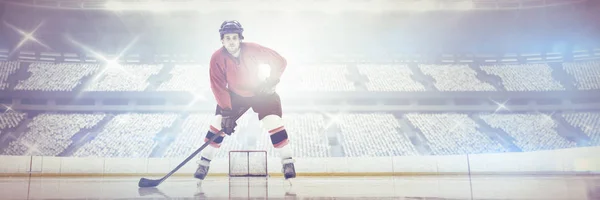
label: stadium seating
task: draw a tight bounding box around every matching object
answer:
[14,63,100,91]
[0,112,26,129]
[419,64,497,91]
[0,112,599,157]
[0,61,20,90]
[83,64,162,91]
[357,64,426,92]
[162,114,214,158]
[405,113,507,155]
[72,113,176,158]
[2,60,600,158]
[2,61,600,92]
[156,64,210,93]
[480,113,577,151]
[563,112,600,145]
[278,64,355,92]
[1,113,104,156]
[562,61,600,90]
[480,63,565,91]
[337,113,419,157]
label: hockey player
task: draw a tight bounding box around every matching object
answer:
[194,20,296,181]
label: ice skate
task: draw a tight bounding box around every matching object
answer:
[284,178,297,199]
[194,158,211,180]
[282,158,296,179]
[194,180,207,198]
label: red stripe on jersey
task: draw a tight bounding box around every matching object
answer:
[273,139,289,148]
[210,125,220,133]
[268,126,285,135]
[210,126,226,136]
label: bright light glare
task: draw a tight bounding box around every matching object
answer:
[258,64,271,81]
[102,0,474,12]
[1,104,15,113]
[448,1,474,10]
[105,0,184,12]
[106,59,120,69]
[145,1,167,12]
[489,98,511,114]
[105,1,123,11]
[3,21,51,53]
[411,0,437,11]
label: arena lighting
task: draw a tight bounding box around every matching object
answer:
[258,64,271,81]
[410,0,437,11]
[22,140,42,156]
[1,104,15,114]
[105,0,170,12]
[321,110,346,130]
[103,0,470,12]
[65,34,156,96]
[3,21,50,55]
[489,98,511,114]
[4,0,588,11]
[185,91,209,110]
[65,34,140,65]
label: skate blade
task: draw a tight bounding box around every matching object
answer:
[194,180,206,197]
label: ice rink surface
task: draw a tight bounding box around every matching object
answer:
[1,175,600,199]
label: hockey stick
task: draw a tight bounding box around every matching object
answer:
[138,131,223,188]
[138,108,246,188]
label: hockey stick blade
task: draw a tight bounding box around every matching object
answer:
[138,132,222,188]
[138,177,162,188]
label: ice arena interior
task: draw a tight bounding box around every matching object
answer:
[1,0,600,199]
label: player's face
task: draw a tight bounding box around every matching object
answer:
[221,33,241,54]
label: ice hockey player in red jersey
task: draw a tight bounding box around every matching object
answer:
[194,20,295,181]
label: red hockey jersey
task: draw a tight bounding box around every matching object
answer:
[209,42,287,109]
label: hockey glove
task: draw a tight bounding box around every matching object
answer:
[220,109,238,135]
[256,78,280,95]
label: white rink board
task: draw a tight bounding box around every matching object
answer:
[103,158,147,174]
[435,155,469,173]
[0,146,599,175]
[294,157,328,173]
[347,157,394,173]
[209,158,229,174]
[145,158,170,174]
[393,156,438,173]
[41,156,61,174]
[0,155,29,173]
[60,157,104,174]
[468,152,523,172]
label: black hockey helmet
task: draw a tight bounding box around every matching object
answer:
[219,20,244,40]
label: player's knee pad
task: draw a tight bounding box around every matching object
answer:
[200,145,218,161]
[260,115,289,148]
[204,115,224,148]
[210,115,223,131]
